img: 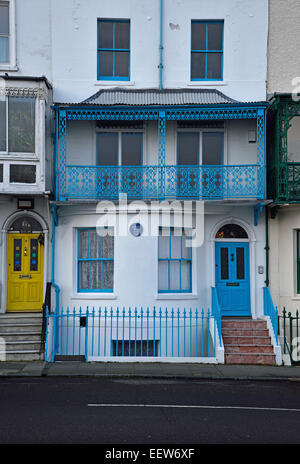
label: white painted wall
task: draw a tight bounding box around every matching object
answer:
[48,0,268,103]
[268,0,300,95]
[269,205,300,315]
[54,203,266,318]
[1,0,268,101]
[66,119,258,166]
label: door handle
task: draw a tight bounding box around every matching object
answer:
[19,275,32,279]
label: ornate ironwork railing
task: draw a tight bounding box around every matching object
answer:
[62,164,263,201]
[45,306,218,362]
[278,308,300,365]
[287,162,300,200]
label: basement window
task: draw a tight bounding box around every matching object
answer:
[112,340,159,357]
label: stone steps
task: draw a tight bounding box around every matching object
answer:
[0,312,43,361]
[222,318,276,365]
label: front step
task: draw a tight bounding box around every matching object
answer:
[222,318,276,365]
[0,312,43,361]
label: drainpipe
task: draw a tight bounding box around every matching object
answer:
[50,204,60,362]
[159,0,163,90]
[51,204,60,311]
[265,206,270,287]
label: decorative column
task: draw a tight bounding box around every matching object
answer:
[57,109,67,201]
[256,108,266,199]
[158,111,166,199]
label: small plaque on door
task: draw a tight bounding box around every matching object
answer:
[226,282,240,286]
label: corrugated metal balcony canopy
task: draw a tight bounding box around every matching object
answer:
[80,88,238,106]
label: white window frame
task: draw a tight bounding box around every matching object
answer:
[0,0,17,71]
[0,94,38,159]
[0,91,45,193]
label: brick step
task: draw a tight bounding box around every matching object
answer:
[225,353,276,365]
[221,328,270,337]
[223,335,271,345]
[225,344,274,354]
[221,319,267,329]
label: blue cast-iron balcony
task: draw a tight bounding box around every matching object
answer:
[63,163,264,200]
[54,89,268,202]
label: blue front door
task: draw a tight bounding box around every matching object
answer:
[215,242,251,316]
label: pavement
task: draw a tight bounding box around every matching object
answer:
[1,360,300,381]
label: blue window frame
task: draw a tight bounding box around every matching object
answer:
[191,20,224,81]
[77,228,114,293]
[158,229,192,293]
[0,2,9,64]
[97,19,130,80]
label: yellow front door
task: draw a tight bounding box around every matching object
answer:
[7,234,44,312]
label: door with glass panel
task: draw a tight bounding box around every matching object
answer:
[7,234,44,311]
[215,242,250,316]
[177,131,223,199]
[202,132,223,198]
[96,132,143,199]
[120,133,143,198]
[177,132,199,198]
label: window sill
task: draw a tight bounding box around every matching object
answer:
[95,81,135,86]
[71,293,117,300]
[155,293,198,300]
[0,154,39,160]
[0,65,18,72]
[187,81,227,86]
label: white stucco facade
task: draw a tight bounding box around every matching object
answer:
[0,1,276,364]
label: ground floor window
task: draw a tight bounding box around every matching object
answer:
[78,228,114,292]
[297,230,300,294]
[158,228,192,293]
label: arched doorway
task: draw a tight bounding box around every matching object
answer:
[215,223,251,317]
[6,215,45,312]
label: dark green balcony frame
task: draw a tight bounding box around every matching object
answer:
[268,93,300,203]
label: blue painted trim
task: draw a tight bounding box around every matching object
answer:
[191,20,224,81]
[254,202,264,226]
[51,204,60,362]
[158,229,192,293]
[97,19,130,81]
[215,242,251,317]
[77,227,114,293]
[53,103,269,113]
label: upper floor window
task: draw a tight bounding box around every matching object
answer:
[0,96,35,153]
[191,20,224,81]
[97,131,143,166]
[0,1,9,63]
[177,131,224,165]
[0,0,16,69]
[97,19,130,81]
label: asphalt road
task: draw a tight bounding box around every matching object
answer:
[0,377,300,445]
